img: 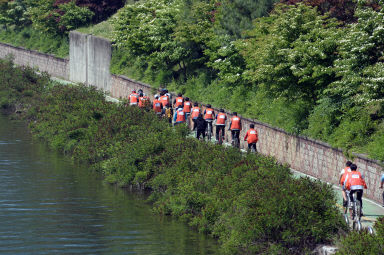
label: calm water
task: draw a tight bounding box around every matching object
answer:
[0,114,219,255]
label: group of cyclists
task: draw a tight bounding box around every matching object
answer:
[128,88,259,152]
[129,88,384,216]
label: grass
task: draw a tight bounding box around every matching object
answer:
[0,26,69,58]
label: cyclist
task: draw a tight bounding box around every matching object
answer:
[160,91,170,107]
[138,93,150,109]
[215,109,227,143]
[203,104,215,138]
[183,97,192,117]
[339,161,352,207]
[152,95,163,116]
[173,93,184,109]
[173,105,186,125]
[129,90,139,106]
[244,124,258,152]
[164,89,172,103]
[380,173,384,207]
[344,164,367,218]
[163,103,173,125]
[229,112,242,147]
[193,113,207,140]
[190,102,200,130]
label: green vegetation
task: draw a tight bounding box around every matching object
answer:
[0,0,124,57]
[0,59,346,254]
[336,217,384,255]
[0,27,69,58]
[108,0,384,161]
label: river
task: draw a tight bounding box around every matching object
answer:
[0,114,219,255]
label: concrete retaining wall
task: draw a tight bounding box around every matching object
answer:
[69,31,111,91]
[0,42,68,79]
[0,34,382,204]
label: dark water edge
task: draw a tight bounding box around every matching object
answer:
[0,113,220,255]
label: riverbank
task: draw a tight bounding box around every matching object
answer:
[0,59,348,254]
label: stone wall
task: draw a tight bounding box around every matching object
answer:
[0,36,382,204]
[107,57,384,204]
[0,42,68,79]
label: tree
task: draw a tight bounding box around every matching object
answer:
[240,4,342,103]
[217,0,281,39]
[27,0,94,35]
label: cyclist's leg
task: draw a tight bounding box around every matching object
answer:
[251,143,257,152]
[216,125,220,141]
[235,130,240,147]
[357,189,363,215]
[247,143,251,152]
[349,190,355,217]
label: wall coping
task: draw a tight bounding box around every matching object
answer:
[0,42,69,62]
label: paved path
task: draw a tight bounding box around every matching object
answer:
[291,169,384,229]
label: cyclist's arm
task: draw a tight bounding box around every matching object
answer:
[228,122,232,130]
[244,131,248,141]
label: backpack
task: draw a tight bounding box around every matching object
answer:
[165,107,172,118]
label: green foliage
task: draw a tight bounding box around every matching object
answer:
[241,4,341,103]
[28,0,94,35]
[0,26,69,58]
[336,216,384,255]
[0,60,346,255]
[0,0,30,29]
[217,0,280,39]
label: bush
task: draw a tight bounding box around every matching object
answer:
[335,216,384,255]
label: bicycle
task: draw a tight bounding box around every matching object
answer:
[343,191,350,225]
[217,126,224,145]
[206,120,213,141]
[186,113,191,129]
[350,191,362,231]
[231,130,240,148]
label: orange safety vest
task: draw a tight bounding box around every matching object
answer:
[153,99,162,113]
[160,95,170,107]
[244,128,258,144]
[216,113,227,125]
[345,171,367,191]
[139,96,149,108]
[176,109,186,123]
[191,107,200,119]
[339,167,351,185]
[175,97,184,108]
[230,116,241,130]
[204,108,214,120]
[129,93,139,105]
[183,101,192,113]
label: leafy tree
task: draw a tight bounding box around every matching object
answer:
[28,0,94,35]
[241,4,342,103]
[327,5,384,109]
[112,0,185,75]
[217,0,281,39]
[0,0,30,29]
[54,0,125,23]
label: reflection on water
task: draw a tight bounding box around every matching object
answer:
[0,114,219,255]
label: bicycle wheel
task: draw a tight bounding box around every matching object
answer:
[353,220,362,232]
[344,213,349,226]
[207,123,212,141]
[234,137,240,148]
[218,128,223,145]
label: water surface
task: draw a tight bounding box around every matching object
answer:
[0,114,219,255]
